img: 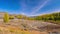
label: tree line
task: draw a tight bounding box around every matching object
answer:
[32,12,60,21]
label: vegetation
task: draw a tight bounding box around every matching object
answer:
[9,16,14,19]
[4,13,9,23]
[32,12,60,24]
[27,17,35,20]
[3,12,60,24]
[16,15,22,19]
[16,15,27,19]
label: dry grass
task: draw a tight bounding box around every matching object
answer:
[0,19,59,34]
[0,25,48,34]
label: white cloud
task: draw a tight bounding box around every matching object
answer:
[31,0,50,15]
[29,9,60,16]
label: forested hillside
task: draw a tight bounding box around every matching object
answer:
[30,12,60,24]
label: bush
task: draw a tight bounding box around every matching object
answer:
[16,15,21,19]
[9,16,14,19]
[4,13,9,23]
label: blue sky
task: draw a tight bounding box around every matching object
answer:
[0,0,60,16]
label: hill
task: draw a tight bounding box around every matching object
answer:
[30,12,60,24]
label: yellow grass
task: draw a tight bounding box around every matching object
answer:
[0,24,47,34]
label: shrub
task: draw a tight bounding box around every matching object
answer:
[16,15,21,19]
[9,16,14,19]
[4,13,9,23]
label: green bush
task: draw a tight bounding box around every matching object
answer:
[16,15,24,19]
[4,13,9,23]
[16,15,21,19]
[9,16,14,19]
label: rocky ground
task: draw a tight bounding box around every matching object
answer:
[0,19,60,34]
